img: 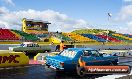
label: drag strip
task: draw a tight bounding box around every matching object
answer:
[0,57,132,79]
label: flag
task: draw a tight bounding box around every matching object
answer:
[108,13,112,17]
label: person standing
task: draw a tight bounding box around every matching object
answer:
[60,41,66,52]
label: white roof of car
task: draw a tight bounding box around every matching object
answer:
[22,42,37,45]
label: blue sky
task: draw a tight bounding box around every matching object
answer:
[5,0,122,22]
[0,0,132,34]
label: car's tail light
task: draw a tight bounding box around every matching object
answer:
[60,62,64,67]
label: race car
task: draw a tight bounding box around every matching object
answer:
[45,48,118,76]
[9,42,51,54]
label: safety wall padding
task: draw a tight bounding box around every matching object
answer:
[0,52,29,67]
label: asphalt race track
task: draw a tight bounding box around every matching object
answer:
[0,57,131,79]
[0,45,132,79]
[0,64,108,79]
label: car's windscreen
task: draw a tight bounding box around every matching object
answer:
[60,50,77,58]
[20,44,25,47]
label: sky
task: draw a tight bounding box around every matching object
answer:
[0,0,132,34]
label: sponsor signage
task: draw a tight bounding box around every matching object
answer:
[0,55,20,64]
[83,66,131,74]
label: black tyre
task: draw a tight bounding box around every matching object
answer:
[113,62,118,65]
[109,61,114,66]
[45,64,50,68]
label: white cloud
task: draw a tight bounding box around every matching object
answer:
[124,0,132,2]
[0,7,131,34]
[114,4,132,34]
[0,7,9,14]
[117,5,132,21]
[114,21,132,34]
[3,0,15,6]
[0,7,89,32]
[125,21,132,33]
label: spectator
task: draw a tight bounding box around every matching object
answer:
[55,45,59,51]
[60,41,66,52]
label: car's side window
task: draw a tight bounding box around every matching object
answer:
[36,44,39,47]
[83,50,91,56]
[27,44,33,47]
[27,44,29,47]
[33,44,36,47]
[90,50,100,57]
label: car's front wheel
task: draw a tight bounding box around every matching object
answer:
[45,64,50,68]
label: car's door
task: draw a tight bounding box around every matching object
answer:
[81,50,96,66]
[81,50,106,66]
[32,44,40,50]
[90,50,106,65]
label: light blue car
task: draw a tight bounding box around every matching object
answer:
[45,48,118,76]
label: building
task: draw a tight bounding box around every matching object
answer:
[22,18,51,34]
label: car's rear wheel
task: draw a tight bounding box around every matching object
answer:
[76,64,86,77]
[112,61,118,65]
[109,61,114,66]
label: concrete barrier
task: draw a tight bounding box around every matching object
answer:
[0,50,29,67]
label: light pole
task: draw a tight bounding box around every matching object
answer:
[107,13,112,42]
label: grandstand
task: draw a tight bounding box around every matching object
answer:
[0,28,131,44]
[63,33,96,42]
[11,29,39,41]
[109,34,132,42]
[123,34,132,38]
[37,34,49,38]
[81,34,106,42]
[0,29,19,40]
[95,35,121,42]
[50,37,61,44]
[54,33,73,42]
[0,18,131,44]
[112,33,132,41]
